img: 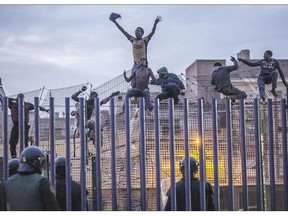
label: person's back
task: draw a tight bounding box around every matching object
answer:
[55,156,87,211]
[211,59,238,92]
[165,177,214,211]
[211,67,231,90]
[5,173,45,210]
[56,176,82,211]
[4,146,58,211]
[164,156,215,211]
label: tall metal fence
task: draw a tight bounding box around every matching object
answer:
[1,94,288,211]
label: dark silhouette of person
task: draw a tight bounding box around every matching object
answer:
[164,156,215,211]
[211,56,247,105]
[238,50,287,103]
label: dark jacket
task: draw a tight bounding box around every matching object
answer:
[56,174,88,211]
[4,173,58,211]
[211,61,239,92]
[152,73,185,92]
[164,177,215,211]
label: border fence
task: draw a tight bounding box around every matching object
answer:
[1,92,288,211]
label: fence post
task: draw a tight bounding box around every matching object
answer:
[239,99,248,211]
[253,98,264,211]
[65,97,72,211]
[212,98,220,211]
[3,97,9,181]
[225,98,234,211]
[267,99,276,210]
[34,97,40,146]
[183,98,191,211]
[49,97,56,187]
[18,94,24,154]
[139,98,147,210]
[79,98,87,210]
[110,97,117,211]
[281,98,288,210]
[198,98,206,211]
[154,98,162,211]
[94,97,102,210]
[124,97,132,211]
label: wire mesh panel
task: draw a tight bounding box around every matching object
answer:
[1,75,287,211]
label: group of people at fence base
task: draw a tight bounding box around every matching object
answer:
[0,12,287,211]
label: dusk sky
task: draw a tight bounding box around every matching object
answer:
[1,3,288,95]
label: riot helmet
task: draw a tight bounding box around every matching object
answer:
[18,146,45,174]
[55,156,66,176]
[8,158,20,177]
[179,156,199,177]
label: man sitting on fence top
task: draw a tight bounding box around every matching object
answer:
[123,57,156,116]
[150,66,185,105]
[211,56,247,105]
[238,50,287,104]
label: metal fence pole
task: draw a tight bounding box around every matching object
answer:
[3,97,9,181]
[281,99,288,210]
[124,97,132,211]
[212,98,220,211]
[79,98,87,210]
[154,98,162,211]
[110,97,117,211]
[239,99,248,211]
[18,94,24,154]
[168,98,176,211]
[254,98,264,211]
[198,98,206,211]
[65,97,72,211]
[225,98,234,211]
[34,97,40,146]
[183,98,191,211]
[49,97,56,187]
[94,97,102,210]
[267,99,276,210]
[139,98,147,210]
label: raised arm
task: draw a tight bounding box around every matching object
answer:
[147,16,162,40]
[238,58,261,67]
[109,13,133,41]
[100,91,120,106]
[225,56,239,73]
[123,70,135,83]
[71,86,87,102]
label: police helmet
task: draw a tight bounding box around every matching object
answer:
[55,156,69,176]
[179,156,199,176]
[8,158,20,177]
[18,146,45,174]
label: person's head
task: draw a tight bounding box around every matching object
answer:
[18,146,46,174]
[179,156,199,178]
[264,50,273,61]
[8,158,20,177]
[135,27,144,39]
[139,58,148,67]
[55,156,67,177]
[214,62,222,67]
[157,67,169,79]
[90,91,98,100]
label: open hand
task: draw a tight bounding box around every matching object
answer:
[155,15,162,24]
